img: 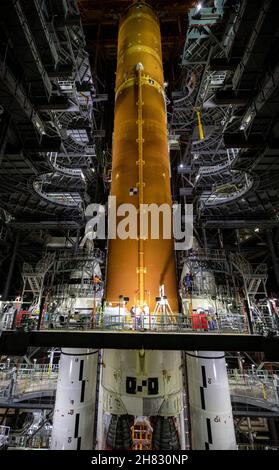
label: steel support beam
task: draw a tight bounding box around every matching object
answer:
[0,330,278,359]
[2,233,19,300]
[204,220,279,229]
[223,133,265,149]
[266,229,279,292]
[10,221,81,230]
[209,58,239,71]
[212,90,251,106]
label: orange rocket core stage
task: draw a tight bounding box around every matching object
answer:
[106,2,178,311]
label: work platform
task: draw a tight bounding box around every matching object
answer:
[0,329,278,359]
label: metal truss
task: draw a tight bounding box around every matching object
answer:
[20,252,55,305]
[32,172,85,209]
[199,172,254,208]
[169,0,279,228]
[0,0,106,224]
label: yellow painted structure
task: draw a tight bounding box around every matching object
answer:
[196,110,204,140]
[106,2,178,311]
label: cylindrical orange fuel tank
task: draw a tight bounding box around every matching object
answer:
[106,2,178,311]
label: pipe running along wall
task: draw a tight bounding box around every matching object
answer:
[106,2,178,310]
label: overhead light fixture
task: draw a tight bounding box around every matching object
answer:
[197,3,202,11]
[179,163,184,168]
[254,227,259,232]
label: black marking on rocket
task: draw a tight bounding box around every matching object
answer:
[79,359,84,381]
[80,380,85,403]
[200,387,205,410]
[77,436,81,450]
[74,413,80,438]
[148,377,159,395]
[206,418,213,444]
[129,187,138,196]
[201,365,207,388]
[126,377,137,394]
[205,442,209,450]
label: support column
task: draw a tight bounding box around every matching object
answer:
[247,417,254,449]
[243,291,254,335]
[74,227,80,255]
[237,352,244,374]
[51,348,98,450]
[218,229,224,249]
[0,112,10,165]
[37,290,45,331]
[267,229,279,292]
[186,351,236,450]
[3,233,19,300]
[268,418,278,443]
[202,225,208,254]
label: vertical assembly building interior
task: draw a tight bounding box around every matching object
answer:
[0,0,279,451]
